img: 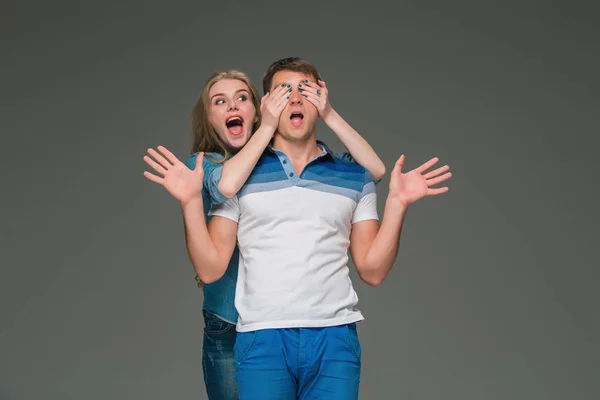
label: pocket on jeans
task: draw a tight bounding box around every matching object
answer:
[203,310,234,334]
[344,323,362,359]
[233,331,259,364]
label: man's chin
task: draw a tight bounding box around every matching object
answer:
[277,126,315,142]
[280,132,308,142]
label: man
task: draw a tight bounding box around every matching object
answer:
[191,57,451,399]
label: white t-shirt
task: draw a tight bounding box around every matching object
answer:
[209,144,379,332]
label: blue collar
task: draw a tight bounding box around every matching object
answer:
[267,140,335,160]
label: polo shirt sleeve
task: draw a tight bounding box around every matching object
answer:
[334,151,382,185]
[208,195,241,223]
[352,170,379,224]
[184,152,228,205]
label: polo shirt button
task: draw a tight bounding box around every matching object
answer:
[289,172,294,177]
[282,159,287,164]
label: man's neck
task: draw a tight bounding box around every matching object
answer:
[272,133,322,174]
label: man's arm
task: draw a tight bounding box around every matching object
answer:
[142,147,240,283]
[350,199,407,286]
[350,155,451,286]
[181,196,239,283]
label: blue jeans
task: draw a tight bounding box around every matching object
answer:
[202,310,238,400]
[233,323,362,400]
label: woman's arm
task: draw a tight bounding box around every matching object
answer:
[300,79,386,180]
[323,108,386,180]
[217,84,291,198]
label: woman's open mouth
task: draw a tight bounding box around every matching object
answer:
[226,115,244,136]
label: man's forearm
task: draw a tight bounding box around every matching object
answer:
[181,197,228,283]
[361,198,408,284]
[323,109,386,180]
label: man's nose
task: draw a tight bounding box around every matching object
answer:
[289,86,303,106]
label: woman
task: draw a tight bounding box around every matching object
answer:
[143,70,385,399]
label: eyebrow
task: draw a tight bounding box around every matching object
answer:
[210,89,249,100]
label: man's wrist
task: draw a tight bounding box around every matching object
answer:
[384,196,408,218]
[181,195,204,214]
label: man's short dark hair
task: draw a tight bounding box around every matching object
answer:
[262,57,322,94]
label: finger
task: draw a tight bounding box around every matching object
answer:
[317,79,326,88]
[147,148,172,170]
[423,165,450,179]
[275,83,291,98]
[157,145,180,166]
[427,187,448,195]
[300,79,318,89]
[298,83,316,94]
[143,170,164,185]
[301,91,321,108]
[393,155,405,175]
[276,94,291,110]
[299,87,322,99]
[301,90,322,103]
[301,79,325,96]
[416,157,439,174]
[269,84,291,106]
[143,155,167,175]
[263,84,286,107]
[261,92,269,108]
[298,82,319,96]
[274,88,292,108]
[427,172,452,186]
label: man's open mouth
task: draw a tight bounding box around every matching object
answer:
[226,115,244,136]
[290,112,304,128]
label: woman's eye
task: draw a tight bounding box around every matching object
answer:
[238,95,248,101]
[215,99,225,105]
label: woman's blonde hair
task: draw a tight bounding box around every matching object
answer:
[190,70,261,289]
[190,70,262,163]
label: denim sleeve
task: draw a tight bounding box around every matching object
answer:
[334,151,355,163]
[184,152,228,205]
[334,151,382,185]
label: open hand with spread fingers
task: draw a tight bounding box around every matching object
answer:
[143,145,205,205]
[299,79,332,120]
[388,155,452,207]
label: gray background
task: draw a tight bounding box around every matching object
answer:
[1,0,599,399]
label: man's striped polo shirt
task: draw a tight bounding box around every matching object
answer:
[209,141,379,332]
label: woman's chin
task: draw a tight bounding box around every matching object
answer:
[225,132,249,151]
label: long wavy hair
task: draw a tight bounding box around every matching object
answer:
[190,70,262,163]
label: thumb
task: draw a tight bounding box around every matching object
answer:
[318,79,326,88]
[196,152,204,173]
[393,155,405,175]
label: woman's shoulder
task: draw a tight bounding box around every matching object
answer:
[185,151,226,170]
